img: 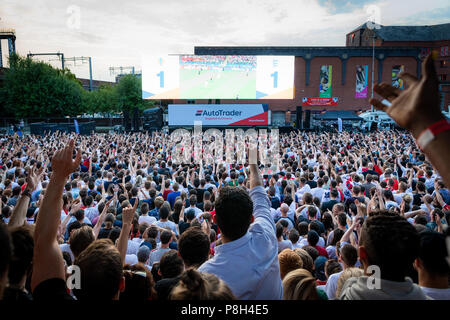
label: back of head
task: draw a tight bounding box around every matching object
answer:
[159,250,184,279]
[69,225,95,258]
[121,264,157,301]
[214,186,253,241]
[8,225,34,286]
[335,267,364,298]
[178,227,210,268]
[360,210,419,281]
[417,230,449,276]
[293,248,314,274]
[170,269,235,300]
[282,268,318,300]
[340,244,358,267]
[278,249,303,279]
[73,239,123,300]
[160,230,172,245]
[307,230,319,247]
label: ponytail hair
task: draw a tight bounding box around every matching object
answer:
[170,268,235,300]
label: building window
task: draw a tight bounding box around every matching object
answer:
[215,99,221,104]
[187,100,195,104]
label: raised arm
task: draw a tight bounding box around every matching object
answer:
[8,166,43,228]
[31,139,81,291]
[116,197,138,265]
[370,54,450,186]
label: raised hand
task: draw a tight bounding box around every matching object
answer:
[122,197,138,225]
[26,165,45,192]
[51,139,81,180]
[369,54,445,138]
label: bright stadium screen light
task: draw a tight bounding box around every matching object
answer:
[142,55,294,100]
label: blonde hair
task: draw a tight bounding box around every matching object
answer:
[282,269,318,300]
[170,269,235,300]
[278,249,303,279]
[335,267,364,298]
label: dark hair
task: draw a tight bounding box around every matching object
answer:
[303,245,319,261]
[121,264,157,300]
[330,229,345,246]
[159,250,184,278]
[297,222,309,236]
[178,227,210,268]
[214,186,253,241]
[418,230,449,276]
[340,244,358,267]
[70,226,95,258]
[159,206,170,220]
[7,226,34,285]
[307,230,319,246]
[326,259,342,278]
[276,223,284,239]
[288,229,300,243]
[160,230,172,245]
[360,210,419,281]
[73,239,123,300]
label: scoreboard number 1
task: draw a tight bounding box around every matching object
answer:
[270,71,278,88]
[156,71,164,88]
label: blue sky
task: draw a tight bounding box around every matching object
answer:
[0,0,449,81]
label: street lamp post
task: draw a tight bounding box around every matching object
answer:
[371,33,375,112]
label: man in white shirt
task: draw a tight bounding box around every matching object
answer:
[198,160,283,300]
[325,243,358,299]
[138,202,157,226]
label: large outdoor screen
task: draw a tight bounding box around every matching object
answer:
[142,55,294,99]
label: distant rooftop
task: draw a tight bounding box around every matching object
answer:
[350,21,450,42]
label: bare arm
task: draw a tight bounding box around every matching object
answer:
[116,197,138,265]
[31,140,81,291]
[8,166,43,228]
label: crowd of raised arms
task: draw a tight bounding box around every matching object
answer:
[0,54,449,301]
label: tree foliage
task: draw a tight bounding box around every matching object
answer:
[0,54,84,118]
[0,54,156,118]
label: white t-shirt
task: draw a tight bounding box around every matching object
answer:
[278,239,293,253]
[125,254,138,266]
[139,215,157,226]
[299,236,325,248]
[419,286,450,300]
[325,270,343,300]
[127,239,140,255]
[59,243,75,262]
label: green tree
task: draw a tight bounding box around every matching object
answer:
[0,54,85,118]
[82,84,119,115]
[115,74,155,114]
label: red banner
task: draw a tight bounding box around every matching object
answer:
[302,97,338,106]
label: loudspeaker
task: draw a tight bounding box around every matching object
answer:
[304,110,311,129]
[296,106,303,129]
[123,109,131,132]
[133,107,139,131]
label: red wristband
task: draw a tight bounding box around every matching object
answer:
[416,119,450,150]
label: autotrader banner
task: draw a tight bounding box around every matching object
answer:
[319,65,332,98]
[168,104,269,126]
[355,65,368,98]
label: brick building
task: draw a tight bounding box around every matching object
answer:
[171,21,449,126]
